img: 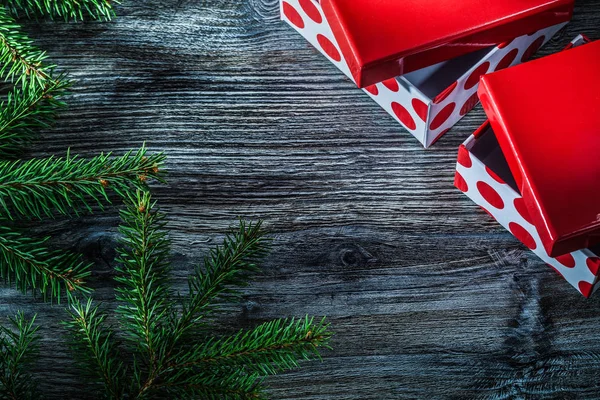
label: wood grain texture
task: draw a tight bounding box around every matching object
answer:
[5,1,600,398]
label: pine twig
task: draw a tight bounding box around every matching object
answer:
[165,317,331,380]
[0,6,51,87]
[0,146,165,220]
[0,76,70,157]
[64,296,126,400]
[175,220,270,337]
[114,190,172,377]
[0,225,91,302]
[2,0,118,21]
[0,312,40,400]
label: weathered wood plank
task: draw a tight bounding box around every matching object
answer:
[3,0,600,398]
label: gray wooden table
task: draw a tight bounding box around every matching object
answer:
[5,1,600,398]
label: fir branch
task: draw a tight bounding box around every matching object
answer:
[0,147,165,220]
[0,76,70,157]
[165,317,331,381]
[114,190,172,378]
[64,296,126,400]
[0,225,90,302]
[0,6,51,87]
[174,220,270,338]
[0,312,40,400]
[2,0,117,21]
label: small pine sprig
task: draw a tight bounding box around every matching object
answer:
[2,0,118,21]
[63,296,126,400]
[0,6,51,87]
[160,317,331,393]
[0,147,166,220]
[0,225,91,302]
[0,312,40,400]
[0,76,70,157]
[114,190,172,373]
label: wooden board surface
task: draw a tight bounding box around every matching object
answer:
[5,1,600,398]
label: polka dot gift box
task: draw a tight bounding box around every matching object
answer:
[455,36,600,298]
[281,0,574,147]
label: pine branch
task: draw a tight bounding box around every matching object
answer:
[0,146,165,220]
[0,225,90,302]
[174,220,269,338]
[64,296,126,400]
[114,190,172,380]
[0,6,51,87]
[164,317,331,381]
[0,312,40,400]
[0,76,70,157]
[2,0,118,21]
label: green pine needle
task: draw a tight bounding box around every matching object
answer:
[0,76,70,157]
[2,0,118,21]
[0,311,40,400]
[0,6,52,87]
[0,147,166,220]
[0,225,91,302]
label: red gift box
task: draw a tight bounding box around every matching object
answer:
[455,36,600,297]
[321,0,575,88]
[281,0,571,147]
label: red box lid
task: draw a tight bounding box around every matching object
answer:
[478,39,600,258]
[320,0,574,88]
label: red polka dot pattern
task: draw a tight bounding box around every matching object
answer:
[465,62,490,90]
[457,145,472,168]
[430,103,456,130]
[455,172,468,193]
[578,281,593,298]
[477,181,504,209]
[513,198,534,225]
[365,84,379,96]
[316,34,341,62]
[411,98,428,122]
[485,166,504,184]
[433,81,457,104]
[587,257,600,275]
[522,36,546,62]
[509,222,537,250]
[391,102,416,130]
[556,253,576,268]
[299,0,322,23]
[383,78,399,92]
[460,92,479,116]
[495,48,519,72]
[283,2,304,29]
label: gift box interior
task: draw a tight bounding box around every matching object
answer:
[401,47,494,100]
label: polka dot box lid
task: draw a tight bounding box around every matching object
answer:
[319,0,575,88]
[478,38,600,260]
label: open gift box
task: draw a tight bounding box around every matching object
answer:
[455,35,600,297]
[281,0,573,147]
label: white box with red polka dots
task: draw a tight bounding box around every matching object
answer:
[281,0,567,148]
[454,45,600,300]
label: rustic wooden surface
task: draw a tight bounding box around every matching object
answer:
[4,1,600,398]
